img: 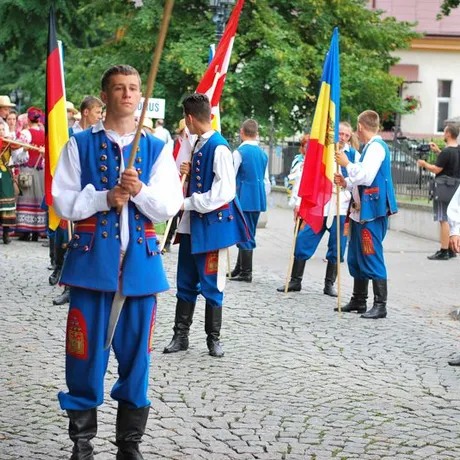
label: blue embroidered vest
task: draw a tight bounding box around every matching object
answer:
[188,132,249,254]
[236,143,268,212]
[358,138,398,222]
[60,129,169,296]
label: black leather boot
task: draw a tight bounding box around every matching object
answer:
[335,279,368,313]
[49,243,66,286]
[2,227,11,244]
[67,408,97,460]
[323,261,338,297]
[361,279,387,319]
[277,258,306,292]
[205,303,224,357]
[163,299,196,353]
[116,404,149,460]
[228,249,241,278]
[231,249,252,282]
[48,236,56,270]
[54,286,70,305]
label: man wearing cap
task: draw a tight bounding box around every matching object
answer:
[0,95,16,135]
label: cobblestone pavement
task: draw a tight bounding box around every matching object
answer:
[1,207,460,459]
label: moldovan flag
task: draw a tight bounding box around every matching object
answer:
[45,5,69,231]
[298,28,340,233]
[175,0,244,168]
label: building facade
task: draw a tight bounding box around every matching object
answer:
[371,0,460,137]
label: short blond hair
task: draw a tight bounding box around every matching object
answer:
[358,110,380,133]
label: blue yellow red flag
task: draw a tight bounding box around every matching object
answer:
[298,28,340,233]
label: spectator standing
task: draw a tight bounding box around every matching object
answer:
[418,123,460,260]
[6,110,18,138]
[229,119,270,282]
[0,95,15,135]
[153,118,173,154]
[14,107,46,241]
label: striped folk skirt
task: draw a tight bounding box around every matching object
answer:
[0,168,16,227]
[15,167,46,233]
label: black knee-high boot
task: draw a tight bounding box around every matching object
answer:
[323,261,338,297]
[50,243,66,285]
[205,303,224,357]
[231,249,252,282]
[229,249,242,278]
[67,408,97,460]
[361,279,387,319]
[335,279,368,313]
[277,258,306,292]
[163,299,196,353]
[116,404,149,460]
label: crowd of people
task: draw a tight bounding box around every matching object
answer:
[3,63,460,459]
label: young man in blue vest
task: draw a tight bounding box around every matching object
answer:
[163,94,248,358]
[229,119,270,282]
[278,122,359,296]
[334,110,398,319]
[52,65,183,460]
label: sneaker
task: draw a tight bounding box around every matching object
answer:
[449,249,457,259]
[427,250,449,260]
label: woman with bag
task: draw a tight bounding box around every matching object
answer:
[13,107,46,242]
[417,123,460,260]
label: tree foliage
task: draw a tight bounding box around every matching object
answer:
[0,0,418,137]
[439,0,460,17]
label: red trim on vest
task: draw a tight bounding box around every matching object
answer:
[361,229,375,255]
[204,250,219,275]
[144,222,157,238]
[74,216,97,233]
[213,203,230,211]
[66,308,88,360]
[59,220,68,230]
[363,187,379,195]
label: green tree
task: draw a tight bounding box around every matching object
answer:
[439,0,460,17]
[0,0,419,138]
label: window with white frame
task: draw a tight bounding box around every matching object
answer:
[437,80,452,132]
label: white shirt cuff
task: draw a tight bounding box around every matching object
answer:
[94,190,110,212]
[131,183,148,206]
[183,197,193,211]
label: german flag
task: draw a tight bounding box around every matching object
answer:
[298,28,340,233]
[45,4,69,231]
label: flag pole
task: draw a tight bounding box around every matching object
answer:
[335,143,341,312]
[125,0,174,171]
[284,216,301,293]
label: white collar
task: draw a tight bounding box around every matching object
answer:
[91,120,146,137]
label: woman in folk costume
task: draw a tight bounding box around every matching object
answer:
[13,107,46,241]
[0,121,20,244]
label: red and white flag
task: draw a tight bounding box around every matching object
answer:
[175,0,245,168]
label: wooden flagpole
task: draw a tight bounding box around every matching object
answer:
[284,216,301,293]
[125,0,175,170]
[335,143,341,312]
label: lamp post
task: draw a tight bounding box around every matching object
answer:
[209,0,235,43]
[9,88,30,113]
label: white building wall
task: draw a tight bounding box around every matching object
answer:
[395,49,460,136]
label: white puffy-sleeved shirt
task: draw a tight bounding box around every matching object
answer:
[293,143,358,217]
[232,140,271,196]
[448,186,460,236]
[344,135,386,223]
[177,130,236,235]
[52,120,183,251]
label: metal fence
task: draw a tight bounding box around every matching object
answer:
[258,136,433,202]
[386,137,433,202]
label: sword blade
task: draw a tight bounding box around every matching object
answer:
[104,291,126,350]
[217,248,227,292]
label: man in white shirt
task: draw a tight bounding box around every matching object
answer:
[52,65,182,459]
[335,110,397,319]
[163,94,248,358]
[153,118,173,153]
[71,95,104,134]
